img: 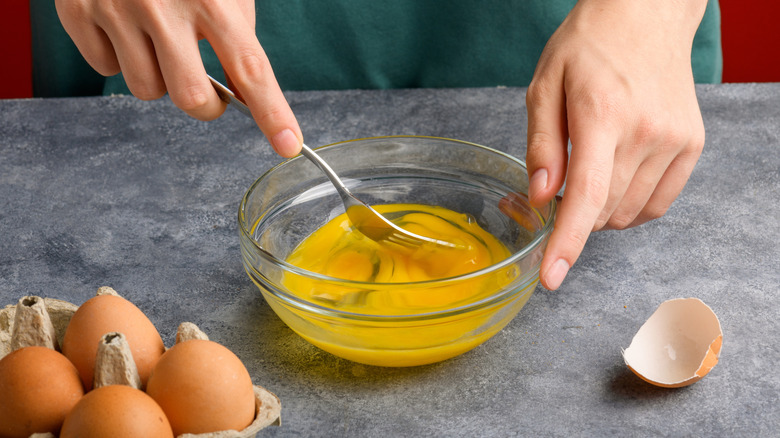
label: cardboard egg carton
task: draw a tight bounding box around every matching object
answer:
[0,288,280,437]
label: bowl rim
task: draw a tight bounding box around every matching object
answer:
[238,135,556,288]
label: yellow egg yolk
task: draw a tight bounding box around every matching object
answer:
[284,203,512,314]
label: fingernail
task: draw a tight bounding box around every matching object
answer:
[544,258,569,290]
[529,168,548,199]
[271,129,302,157]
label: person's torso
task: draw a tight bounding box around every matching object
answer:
[30,0,722,97]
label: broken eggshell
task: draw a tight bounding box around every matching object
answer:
[622,297,722,388]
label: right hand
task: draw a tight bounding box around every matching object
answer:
[55,0,303,157]
[525,0,707,290]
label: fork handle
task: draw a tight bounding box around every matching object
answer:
[208,75,355,203]
[208,75,253,119]
[298,144,356,206]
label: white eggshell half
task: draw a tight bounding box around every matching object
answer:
[622,297,722,388]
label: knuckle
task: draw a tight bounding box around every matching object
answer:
[630,114,704,163]
[591,94,622,124]
[643,203,670,221]
[129,0,158,12]
[661,126,689,152]
[606,212,636,230]
[527,131,557,156]
[55,0,85,20]
[559,226,590,254]
[228,51,271,89]
[93,0,122,21]
[197,0,223,16]
[171,83,211,113]
[526,80,544,106]
[688,124,706,155]
[136,0,167,24]
[633,114,706,158]
[93,61,121,77]
[572,168,611,210]
[253,105,287,127]
[526,75,558,107]
[632,202,671,227]
[571,86,623,125]
[129,80,166,101]
[633,114,664,146]
[592,212,610,231]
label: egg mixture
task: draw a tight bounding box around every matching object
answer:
[285,203,511,311]
[281,203,520,365]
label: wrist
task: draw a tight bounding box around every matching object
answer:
[572,0,709,40]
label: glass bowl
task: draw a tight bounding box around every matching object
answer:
[238,136,556,367]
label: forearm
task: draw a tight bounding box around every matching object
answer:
[568,0,710,48]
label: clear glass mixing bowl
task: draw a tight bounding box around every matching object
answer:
[239,136,556,366]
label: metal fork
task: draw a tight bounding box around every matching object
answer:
[208,75,456,250]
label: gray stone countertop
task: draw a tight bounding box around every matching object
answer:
[1,83,778,437]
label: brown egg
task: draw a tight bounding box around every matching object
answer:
[146,339,255,435]
[62,294,165,390]
[60,384,173,438]
[0,346,84,438]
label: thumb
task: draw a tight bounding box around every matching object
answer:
[525,74,569,208]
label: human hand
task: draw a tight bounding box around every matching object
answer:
[55,0,302,157]
[525,0,708,290]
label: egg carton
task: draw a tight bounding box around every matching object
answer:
[0,288,281,437]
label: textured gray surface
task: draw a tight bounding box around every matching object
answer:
[1,83,778,436]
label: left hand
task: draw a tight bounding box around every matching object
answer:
[525,0,709,290]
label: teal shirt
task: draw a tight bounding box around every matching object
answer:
[30,0,722,97]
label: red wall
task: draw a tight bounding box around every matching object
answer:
[720,0,780,82]
[0,1,778,99]
[1,1,32,98]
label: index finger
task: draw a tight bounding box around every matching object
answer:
[197,4,302,157]
[540,127,617,290]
